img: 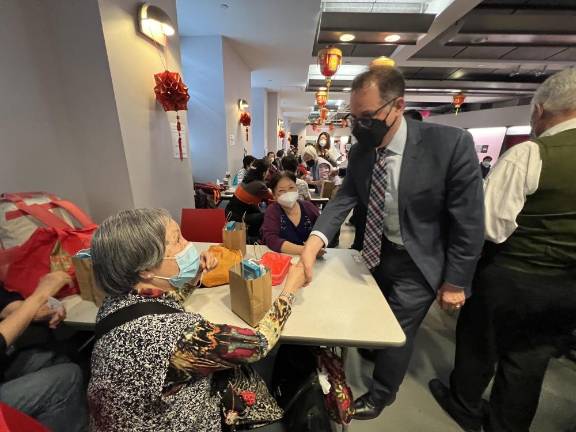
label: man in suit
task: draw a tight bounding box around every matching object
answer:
[300,66,484,420]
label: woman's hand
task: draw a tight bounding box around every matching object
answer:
[34,271,72,300]
[200,251,218,272]
[283,262,306,293]
[34,303,67,329]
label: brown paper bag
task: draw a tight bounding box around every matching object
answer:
[229,265,272,327]
[223,222,247,255]
[72,256,106,306]
[320,180,336,199]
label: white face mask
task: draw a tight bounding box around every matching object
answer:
[277,191,299,209]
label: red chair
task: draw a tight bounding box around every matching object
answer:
[180,208,225,243]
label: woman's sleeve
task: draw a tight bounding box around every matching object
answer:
[303,200,320,220]
[256,181,274,201]
[261,205,285,252]
[167,296,292,377]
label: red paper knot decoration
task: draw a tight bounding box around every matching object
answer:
[239,111,251,141]
[154,70,190,161]
[240,391,256,407]
[320,107,329,121]
[452,92,466,115]
[278,129,286,139]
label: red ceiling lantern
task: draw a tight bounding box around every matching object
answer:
[315,89,328,107]
[452,92,466,115]
[318,46,342,88]
[154,70,190,160]
[278,129,286,139]
[239,111,251,141]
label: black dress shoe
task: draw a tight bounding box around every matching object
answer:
[357,348,377,362]
[351,392,385,420]
[428,379,483,432]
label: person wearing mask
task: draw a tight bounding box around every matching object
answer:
[281,154,312,200]
[225,158,273,241]
[301,145,335,187]
[315,132,339,167]
[429,69,576,432]
[300,66,484,420]
[261,172,320,254]
[232,155,256,187]
[480,155,493,179]
[0,273,88,432]
[88,209,306,431]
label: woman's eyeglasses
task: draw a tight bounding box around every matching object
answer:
[349,97,397,129]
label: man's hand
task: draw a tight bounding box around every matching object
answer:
[200,251,218,272]
[437,282,466,312]
[299,236,325,284]
[34,271,72,300]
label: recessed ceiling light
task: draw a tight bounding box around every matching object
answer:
[319,86,327,91]
[339,33,356,42]
[342,87,351,92]
[384,34,401,43]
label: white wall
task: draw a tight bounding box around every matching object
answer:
[430,105,532,129]
[266,92,279,153]
[181,36,227,183]
[0,1,92,213]
[251,87,268,158]
[98,0,195,218]
[222,38,252,175]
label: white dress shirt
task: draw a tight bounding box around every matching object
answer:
[312,117,407,247]
[484,117,576,243]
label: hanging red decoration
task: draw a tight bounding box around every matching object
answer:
[278,129,286,139]
[154,70,190,161]
[239,111,251,141]
[315,89,328,107]
[318,47,342,87]
[452,92,466,115]
[320,107,329,121]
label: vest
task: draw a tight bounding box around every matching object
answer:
[497,128,576,275]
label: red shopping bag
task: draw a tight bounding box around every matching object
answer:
[0,403,50,432]
[3,226,96,298]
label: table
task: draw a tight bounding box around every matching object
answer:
[63,243,405,349]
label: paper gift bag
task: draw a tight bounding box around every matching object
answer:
[72,256,106,306]
[320,181,336,199]
[223,222,246,255]
[229,265,272,327]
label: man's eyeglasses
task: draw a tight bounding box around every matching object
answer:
[349,97,397,129]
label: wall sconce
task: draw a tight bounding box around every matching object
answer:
[238,99,249,111]
[139,3,175,46]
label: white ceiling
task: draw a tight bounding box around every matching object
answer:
[177,0,575,123]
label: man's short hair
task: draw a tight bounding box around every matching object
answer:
[532,68,576,114]
[351,66,406,102]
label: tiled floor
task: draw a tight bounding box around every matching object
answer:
[336,222,576,432]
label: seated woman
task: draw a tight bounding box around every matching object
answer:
[0,273,88,432]
[261,172,320,254]
[87,208,305,431]
[301,146,338,188]
[232,155,255,187]
[281,155,311,201]
[225,158,273,241]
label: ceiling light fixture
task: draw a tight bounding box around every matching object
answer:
[384,34,401,43]
[139,3,175,46]
[238,99,249,111]
[339,33,356,42]
[342,87,352,92]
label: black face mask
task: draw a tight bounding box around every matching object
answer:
[352,100,397,150]
[306,159,315,168]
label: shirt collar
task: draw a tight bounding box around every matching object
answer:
[385,116,407,155]
[540,117,576,138]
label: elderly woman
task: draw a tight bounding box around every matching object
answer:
[87,208,305,431]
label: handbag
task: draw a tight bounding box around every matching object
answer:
[212,365,283,430]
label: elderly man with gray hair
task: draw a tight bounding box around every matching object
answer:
[430,69,576,432]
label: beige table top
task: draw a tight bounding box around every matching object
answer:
[63,243,405,348]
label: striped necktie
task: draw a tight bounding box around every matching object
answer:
[362,148,389,269]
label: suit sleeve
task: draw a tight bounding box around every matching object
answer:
[444,130,485,293]
[311,151,359,243]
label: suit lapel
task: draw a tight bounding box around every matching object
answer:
[398,121,423,217]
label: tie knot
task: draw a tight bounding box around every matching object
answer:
[377,148,388,159]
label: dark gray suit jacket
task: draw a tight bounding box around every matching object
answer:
[314,119,484,295]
